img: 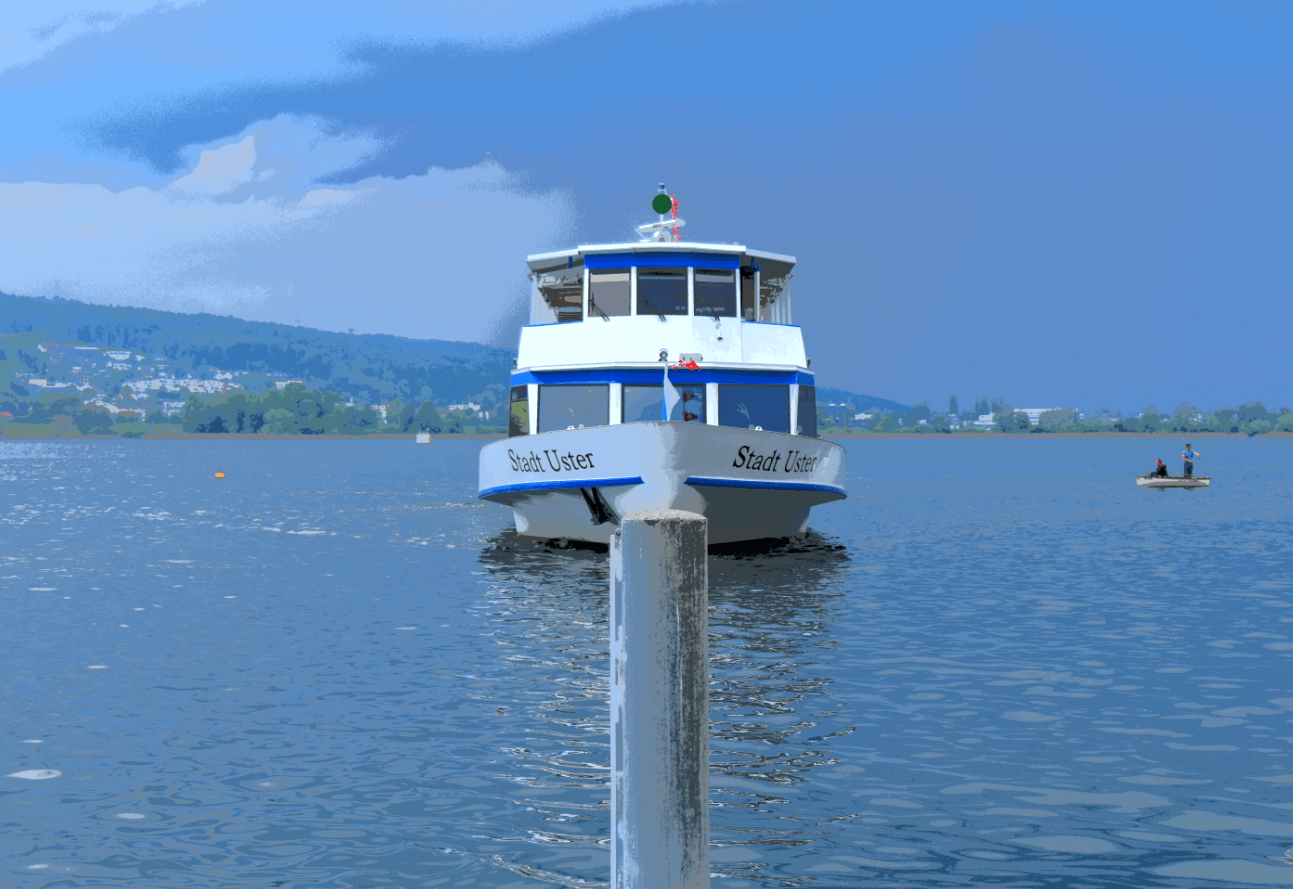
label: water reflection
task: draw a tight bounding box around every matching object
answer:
[474,530,852,887]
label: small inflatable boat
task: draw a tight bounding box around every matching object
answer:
[1136,475,1210,488]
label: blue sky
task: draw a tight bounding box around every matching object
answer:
[2,1,1290,411]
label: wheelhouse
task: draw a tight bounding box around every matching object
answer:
[530,247,794,325]
[515,242,814,439]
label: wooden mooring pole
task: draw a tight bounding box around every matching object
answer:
[610,509,710,889]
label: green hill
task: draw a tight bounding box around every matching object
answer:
[0,292,513,406]
[815,387,909,414]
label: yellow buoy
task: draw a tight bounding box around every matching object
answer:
[214,471,225,479]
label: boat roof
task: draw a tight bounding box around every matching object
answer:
[526,242,796,278]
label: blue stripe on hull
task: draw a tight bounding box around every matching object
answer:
[684,476,847,497]
[479,476,644,499]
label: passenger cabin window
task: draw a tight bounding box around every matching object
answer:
[536,267,583,322]
[694,269,736,317]
[588,269,631,318]
[636,268,688,316]
[622,383,706,423]
[538,384,609,432]
[796,385,818,437]
[719,384,789,433]
[509,385,529,437]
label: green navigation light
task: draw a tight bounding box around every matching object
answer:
[651,193,672,214]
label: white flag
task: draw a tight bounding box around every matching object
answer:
[663,365,680,421]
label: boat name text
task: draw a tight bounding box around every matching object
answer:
[732,446,819,473]
[509,448,596,473]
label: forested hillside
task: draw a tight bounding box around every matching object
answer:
[1,292,513,406]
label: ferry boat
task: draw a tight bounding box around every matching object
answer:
[477,188,847,545]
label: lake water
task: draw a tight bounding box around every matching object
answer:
[2,437,1292,888]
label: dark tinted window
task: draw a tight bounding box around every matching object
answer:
[623,383,706,423]
[719,384,789,433]
[589,269,630,317]
[636,268,687,315]
[796,385,817,437]
[538,385,609,432]
[509,385,528,437]
[694,268,736,317]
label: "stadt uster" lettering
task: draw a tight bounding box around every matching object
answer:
[732,446,819,473]
[509,448,596,473]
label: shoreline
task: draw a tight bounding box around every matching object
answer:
[2,429,1287,442]
[823,431,1289,439]
[0,430,505,441]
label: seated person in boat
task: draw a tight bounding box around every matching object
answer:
[1152,459,1168,478]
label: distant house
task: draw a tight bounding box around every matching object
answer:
[106,350,133,361]
[973,413,996,429]
[274,380,305,390]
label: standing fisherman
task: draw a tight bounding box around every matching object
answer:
[1181,443,1201,477]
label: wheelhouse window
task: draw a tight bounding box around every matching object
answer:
[636,268,688,316]
[589,269,631,318]
[694,268,736,317]
[796,385,818,437]
[536,267,583,322]
[719,384,789,433]
[509,385,529,437]
[538,384,609,432]
[622,383,706,423]
[740,267,757,320]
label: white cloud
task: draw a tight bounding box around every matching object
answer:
[3,1,682,80]
[167,135,256,196]
[1,2,206,74]
[0,121,572,343]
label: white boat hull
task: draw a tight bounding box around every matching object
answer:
[478,422,846,545]
[1136,475,1210,488]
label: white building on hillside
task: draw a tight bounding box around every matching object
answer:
[126,378,241,394]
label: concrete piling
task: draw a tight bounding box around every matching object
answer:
[610,509,709,889]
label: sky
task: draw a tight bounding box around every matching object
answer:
[1,1,1290,412]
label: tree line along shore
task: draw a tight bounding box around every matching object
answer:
[0,384,500,439]
[817,398,1292,436]
[4,384,1289,440]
